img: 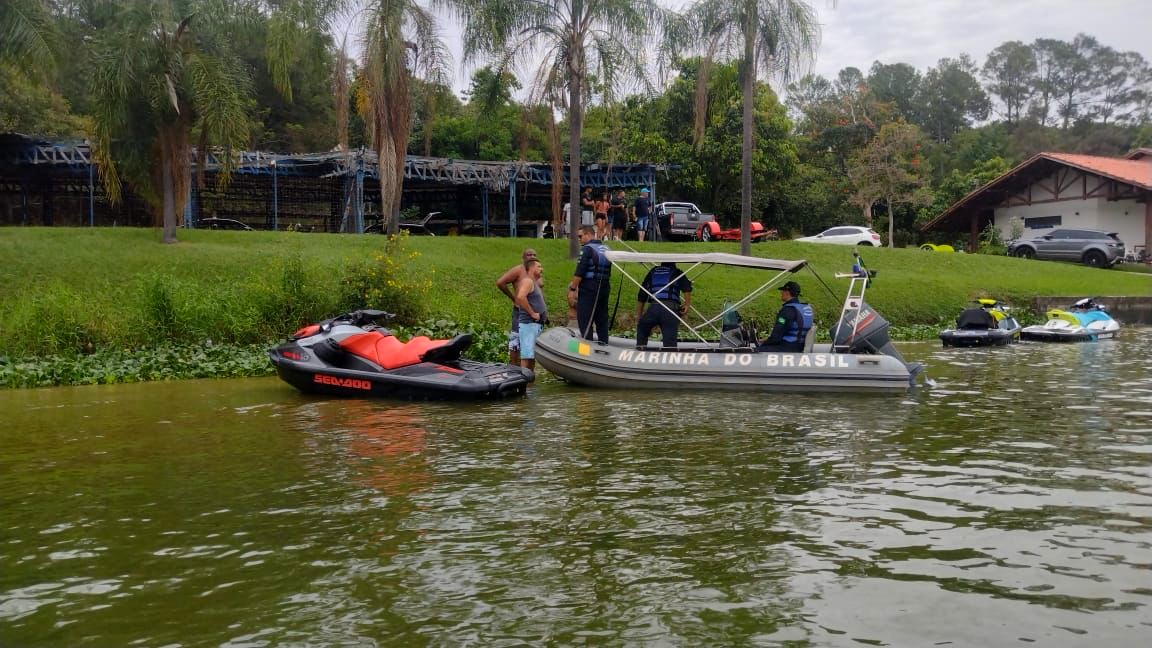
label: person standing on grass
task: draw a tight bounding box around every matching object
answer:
[610,189,627,241]
[634,188,652,242]
[581,187,595,227]
[495,248,539,365]
[594,191,610,241]
[514,259,548,374]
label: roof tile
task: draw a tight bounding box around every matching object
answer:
[1042,152,1152,189]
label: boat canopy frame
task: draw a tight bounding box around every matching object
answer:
[603,251,807,344]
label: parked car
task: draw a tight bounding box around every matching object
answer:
[197,217,253,231]
[653,202,716,240]
[794,225,882,246]
[1006,228,1125,267]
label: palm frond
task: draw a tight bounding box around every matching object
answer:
[0,0,56,72]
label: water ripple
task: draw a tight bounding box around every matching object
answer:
[1,330,1151,645]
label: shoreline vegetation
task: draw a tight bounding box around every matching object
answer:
[2,228,1148,388]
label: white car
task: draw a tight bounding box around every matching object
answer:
[795,225,883,246]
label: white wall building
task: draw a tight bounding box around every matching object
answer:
[923,149,1152,257]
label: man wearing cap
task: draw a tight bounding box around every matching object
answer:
[757,281,814,352]
[634,188,652,242]
[496,247,539,364]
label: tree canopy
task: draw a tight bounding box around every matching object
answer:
[4,3,1150,249]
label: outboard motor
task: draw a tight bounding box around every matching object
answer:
[829,300,909,363]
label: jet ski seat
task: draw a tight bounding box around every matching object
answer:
[421,334,473,364]
[956,308,997,330]
[339,332,454,369]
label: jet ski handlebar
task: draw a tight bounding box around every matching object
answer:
[320,309,396,332]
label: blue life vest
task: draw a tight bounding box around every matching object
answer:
[649,266,681,302]
[582,242,611,281]
[782,302,814,343]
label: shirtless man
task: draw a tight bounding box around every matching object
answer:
[495,248,538,365]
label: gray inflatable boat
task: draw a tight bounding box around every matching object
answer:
[535,251,923,393]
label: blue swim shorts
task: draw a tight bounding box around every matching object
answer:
[518,322,543,359]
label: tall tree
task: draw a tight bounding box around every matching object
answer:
[784,73,834,129]
[1028,38,1063,126]
[847,121,931,248]
[1089,48,1147,125]
[456,0,673,258]
[981,41,1036,124]
[353,0,451,235]
[867,61,920,123]
[688,0,820,255]
[916,55,989,142]
[1050,33,1097,128]
[89,2,251,244]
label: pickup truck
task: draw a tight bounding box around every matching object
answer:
[652,202,716,241]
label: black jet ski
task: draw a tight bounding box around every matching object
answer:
[269,309,532,399]
[939,298,1021,348]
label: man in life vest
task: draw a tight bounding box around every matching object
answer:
[757,280,813,352]
[635,262,693,349]
[569,225,612,343]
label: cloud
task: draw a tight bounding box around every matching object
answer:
[334,0,1152,95]
[812,0,1152,80]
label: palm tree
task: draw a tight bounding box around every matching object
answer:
[337,0,450,235]
[0,0,55,69]
[688,0,820,255]
[455,0,678,258]
[89,2,251,244]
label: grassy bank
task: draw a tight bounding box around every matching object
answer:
[1,228,1148,385]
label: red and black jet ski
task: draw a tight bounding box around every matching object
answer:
[269,310,532,399]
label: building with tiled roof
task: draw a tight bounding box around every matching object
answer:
[922,149,1152,258]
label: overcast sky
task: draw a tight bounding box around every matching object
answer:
[813,0,1152,82]
[337,0,1152,97]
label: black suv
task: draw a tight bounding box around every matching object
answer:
[1007,228,1125,267]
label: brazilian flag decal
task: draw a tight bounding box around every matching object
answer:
[567,339,591,356]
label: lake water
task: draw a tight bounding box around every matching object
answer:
[2,330,1150,646]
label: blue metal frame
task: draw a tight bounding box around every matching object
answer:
[15,139,672,235]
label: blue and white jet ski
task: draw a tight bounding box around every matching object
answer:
[1020,298,1120,343]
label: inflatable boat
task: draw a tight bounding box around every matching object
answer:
[535,252,924,393]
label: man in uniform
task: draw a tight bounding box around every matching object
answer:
[495,248,538,364]
[569,226,612,343]
[757,281,813,352]
[635,262,693,349]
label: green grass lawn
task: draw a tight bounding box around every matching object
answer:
[1,227,1149,359]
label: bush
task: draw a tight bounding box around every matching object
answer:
[339,231,431,325]
[977,222,1007,256]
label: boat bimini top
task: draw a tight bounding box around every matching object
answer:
[603,251,807,344]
